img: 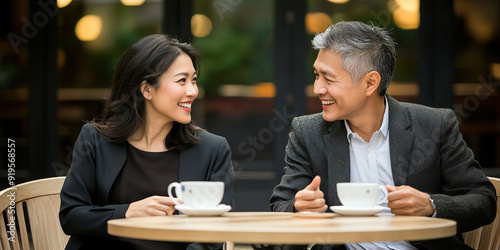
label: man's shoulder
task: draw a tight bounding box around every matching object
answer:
[398,101,454,120]
[291,113,339,136]
[293,112,326,126]
[392,99,456,131]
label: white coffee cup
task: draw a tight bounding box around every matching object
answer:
[336,182,388,208]
[167,181,224,209]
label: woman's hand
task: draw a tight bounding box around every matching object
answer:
[125,195,179,218]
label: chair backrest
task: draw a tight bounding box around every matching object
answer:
[463,176,500,250]
[0,177,69,250]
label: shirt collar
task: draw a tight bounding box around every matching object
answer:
[344,96,389,142]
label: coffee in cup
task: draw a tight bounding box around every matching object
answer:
[336,182,388,208]
[168,181,224,209]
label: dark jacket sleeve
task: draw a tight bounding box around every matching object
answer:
[270,117,316,212]
[59,124,129,236]
[430,110,496,232]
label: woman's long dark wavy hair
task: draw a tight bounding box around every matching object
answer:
[91,34,202,150]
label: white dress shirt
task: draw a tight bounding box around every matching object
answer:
[344,98,416,250]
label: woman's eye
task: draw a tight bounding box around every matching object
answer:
[177,78,186,83]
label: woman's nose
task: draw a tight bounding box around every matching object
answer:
[186,82,198,97]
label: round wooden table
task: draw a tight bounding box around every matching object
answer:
[108,212,456,244]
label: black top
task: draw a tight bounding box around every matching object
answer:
[109,142,179,203]
[107,142,188,250]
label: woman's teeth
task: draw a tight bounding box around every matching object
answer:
[179,103,192,108]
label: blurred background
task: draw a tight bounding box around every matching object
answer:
[1,0,500,211]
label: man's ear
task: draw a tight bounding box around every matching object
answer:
[140,80,151,100]
[364,71,381,97]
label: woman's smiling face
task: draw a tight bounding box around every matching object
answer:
[147,52,198,125]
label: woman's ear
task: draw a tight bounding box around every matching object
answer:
[364,71,381,97]
[140,80,151,100]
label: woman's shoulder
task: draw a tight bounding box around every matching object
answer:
[196,130,227,143]
[79,123,99,137]
[77,123,108,144]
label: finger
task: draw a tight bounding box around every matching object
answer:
[301,204,328,213]
[150,208,168,216]
[388,207,410,215]
[166,206,176,216]
[387,185,412,201]
[153,196,180,206]
[385,184,397,192]
[295,199,327,212]
[295,198,326,209]
[295,189,324,201]
[305,176,321,191]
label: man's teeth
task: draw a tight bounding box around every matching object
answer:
[179,103,192,108]
[321,100,336,105]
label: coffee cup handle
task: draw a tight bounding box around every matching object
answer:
[167,182,183,206]
[377,185,388,205]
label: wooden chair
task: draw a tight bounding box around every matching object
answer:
[463,176,500,250]
[0,177,69,250]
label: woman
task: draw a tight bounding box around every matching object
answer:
[59,34,234,250]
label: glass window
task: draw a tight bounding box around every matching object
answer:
[453,0,500,172]
[0,0,31,185]
[306,0,419,114]
[193,0,275,211]
[57,0,162,173]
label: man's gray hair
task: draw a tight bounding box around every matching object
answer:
[312,21,396,96]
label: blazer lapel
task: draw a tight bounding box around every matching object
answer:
[387,95,414,186]
[101,140,127,202]
[178,145,201,181]
[325,121,350,205]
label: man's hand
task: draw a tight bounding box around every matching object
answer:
[386,185,435,216]
[294,176,328,212]
[125,195,179,218]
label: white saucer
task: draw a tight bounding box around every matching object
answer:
[175,204,231,216]
[330,205,387,216]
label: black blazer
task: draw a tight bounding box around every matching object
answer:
[271,95,496,249]
[60,124,234,249]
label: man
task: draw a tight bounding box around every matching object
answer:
[270,21,496,250]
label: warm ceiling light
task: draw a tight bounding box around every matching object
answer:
[395,0,419,13]
[191,14,213,38]
[328,0,350,4]
[305,12,332,34]
[57,0,72,8]
[75,15,102,41]
[393,7,419,30]
[120,0,146,6]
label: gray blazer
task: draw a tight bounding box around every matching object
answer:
[60,124,234,249]
[271,95,496,234]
